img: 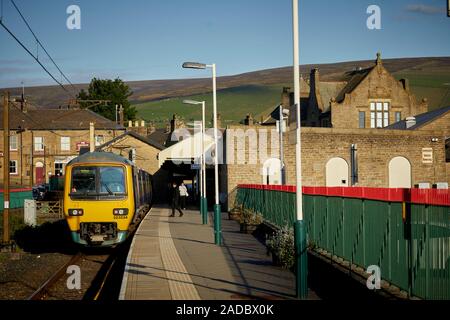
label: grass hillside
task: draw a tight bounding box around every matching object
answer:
[136,73,450,128]
[135,84,289,127]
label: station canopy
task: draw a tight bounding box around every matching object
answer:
[158,132,216,168]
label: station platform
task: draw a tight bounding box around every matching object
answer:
[119,206,318,300]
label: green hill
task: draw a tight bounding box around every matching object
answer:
[134,84,289,127]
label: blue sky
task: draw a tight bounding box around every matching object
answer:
[0,0,449,88]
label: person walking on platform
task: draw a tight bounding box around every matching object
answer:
[169,182,183,217]
[179,182,188,210]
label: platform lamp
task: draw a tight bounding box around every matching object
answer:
[183,100,208,225]
[182,62,222,245]
[292,0,308,299]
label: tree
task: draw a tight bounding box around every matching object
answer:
[77,78,137,121]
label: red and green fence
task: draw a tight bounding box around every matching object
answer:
[0,188,33,210]
[236,184,450,300]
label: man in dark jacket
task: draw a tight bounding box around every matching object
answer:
[169,182,184,217]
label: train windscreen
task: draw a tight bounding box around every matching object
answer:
[70,166,126,199]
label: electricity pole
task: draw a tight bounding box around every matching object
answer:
[2,92,10,244]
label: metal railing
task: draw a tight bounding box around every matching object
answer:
[235,184,450,300]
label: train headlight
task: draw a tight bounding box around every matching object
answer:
[68,209,84,216]
[113,208,129,215]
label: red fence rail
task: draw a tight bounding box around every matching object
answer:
[0,188,33,193]
[237,184,450,207]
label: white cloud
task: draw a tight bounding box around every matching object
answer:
[406,4,446,15]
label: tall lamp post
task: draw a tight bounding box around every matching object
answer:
[292,0,308,299]
[278,106,289,185]
[183,100,208,225]
[182,62,221,245]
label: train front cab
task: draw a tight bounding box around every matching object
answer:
[64,163,135,246]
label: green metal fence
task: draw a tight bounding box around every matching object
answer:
[235,185,450,300]
[0,190,33,210]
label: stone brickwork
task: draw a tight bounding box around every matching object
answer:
[1,128,124,187]
[225,125,448,208]
[330,55,427,129]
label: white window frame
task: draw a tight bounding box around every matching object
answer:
[60,137,71,151]
[370,101,390,128]
[9,160,18,175]
[9,135,18,151]
[34,137,44,151]
[95,135,104,147]
[54,162,64,176]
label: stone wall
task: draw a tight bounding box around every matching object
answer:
[225,125,448,208]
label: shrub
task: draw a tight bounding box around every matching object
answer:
[266,226,295,269]
[229,204,243,214]
[239,208,263,225]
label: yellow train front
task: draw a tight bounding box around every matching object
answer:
[63,152,152,247]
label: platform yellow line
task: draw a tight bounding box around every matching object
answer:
[159,213,201,300]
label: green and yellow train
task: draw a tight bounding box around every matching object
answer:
[63,152,152,247]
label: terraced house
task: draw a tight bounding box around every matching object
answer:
[0,105,125,187]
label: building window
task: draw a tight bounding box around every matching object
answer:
[95,135,104,147]
[358,111,365,128]
[10,135,18,151]
[395,112,401,123]
[9,160,18,175]
[61,137,70,151]
[34,137,44,151]
[370,102,389,128]
[55,162,64,176]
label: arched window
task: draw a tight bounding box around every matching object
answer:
[388,156,411,188]
[261,158,282,185]
[326,157,349,187]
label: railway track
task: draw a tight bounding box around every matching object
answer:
[26,209,148,301]
[27,242,132,300]
[27,252,84,300]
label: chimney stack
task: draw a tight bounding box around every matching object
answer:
[244,114,254,126]
[89,122,95,152]
[400,79,410,91]
[281,87,291,108]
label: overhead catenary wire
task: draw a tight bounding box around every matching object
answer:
[9,0,77,93]
[0,20,75,98]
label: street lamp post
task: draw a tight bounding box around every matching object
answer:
[183,100,208,225]
[278,106,289,185]
[292,0,308,299]
[182,62,222,245]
